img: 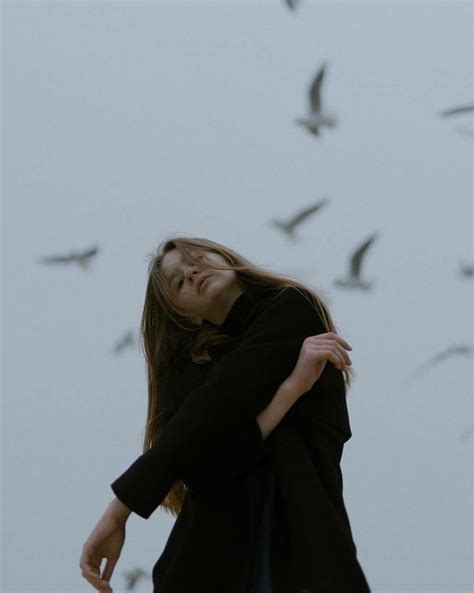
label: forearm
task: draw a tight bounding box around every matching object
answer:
[110,289,326,519]
[104,496,132,524]
[256,377,303,440]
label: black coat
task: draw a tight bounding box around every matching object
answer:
[110,286,372,593]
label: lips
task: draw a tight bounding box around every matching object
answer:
[198,275,210,292]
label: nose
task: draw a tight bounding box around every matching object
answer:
[186,267,200,284]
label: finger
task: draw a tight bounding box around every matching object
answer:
[81,573,111,592]
[312,345,348,371]
[332,343,352,369]
[328,349,347,371]
[101,557,116,582]
[337,343,352,366]
[307,333,352,350]
[81,564,112,592]
[305,341,351,369]
[331,346,346,370]
[82,572,112,592]
[90,576,112,593]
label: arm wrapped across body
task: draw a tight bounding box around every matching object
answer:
[110,287,327,519]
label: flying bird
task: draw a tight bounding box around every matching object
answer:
[333,232,379,290]
[459,261,474,277]
[439,103,474,117]
[112,330,136,355]
[38,244,99,270]
[294,61,338,137]
[455,125,474,137]
[403,342,474,385]
[123,567,148,590]
[267,197,330,242]
[285,0,300,10]
[459,426,473,444]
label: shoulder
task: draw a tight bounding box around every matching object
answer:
[252,285,319,318]
[269,286,314,306]
[244,286,327,339]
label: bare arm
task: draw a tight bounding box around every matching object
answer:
[256,377,303,440]
[105,497,132,524]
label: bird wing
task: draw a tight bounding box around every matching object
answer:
[308,62,326,113]
[439,103,474,117]
[39,254,74,263]
[287,198,329,229]
[81,246,99,258]
[350,232,379,277]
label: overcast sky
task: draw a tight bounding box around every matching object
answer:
[2,1,473,592]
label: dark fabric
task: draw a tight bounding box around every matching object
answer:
[248,470,276,593]
[110,286,372,593]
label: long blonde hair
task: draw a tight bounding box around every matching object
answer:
[139,235,355,517]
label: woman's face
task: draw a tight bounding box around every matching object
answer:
[160,247,242,324]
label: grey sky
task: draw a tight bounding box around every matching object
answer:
[2,1,473,592]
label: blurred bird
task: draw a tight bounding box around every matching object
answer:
[455,125,474,137]
[439,103,474,117]
[38,244,99,270]
[267,197,330,242]
[112,330,136,355]
[459,426,473,444]
[285,0,300,10]
[403,343,474,385]
[459,261,474,277]
[294,61,338,137]
[333,232,379,290]
[123,567,148,590]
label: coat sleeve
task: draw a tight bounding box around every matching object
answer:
[110,287,328,519]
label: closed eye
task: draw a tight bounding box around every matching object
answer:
[176,254,205,290]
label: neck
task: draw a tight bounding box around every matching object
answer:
[206,284,245,326]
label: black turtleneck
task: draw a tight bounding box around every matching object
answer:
[165,287,271,423]
[110,286,370,593]
[216,284,275,336]
[218,290,255,336]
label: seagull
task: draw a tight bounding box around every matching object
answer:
[112,330,135,355]
[123,567,148,590]
[459,426,473,444]
[455,125,474,137]
[267,197,330,242]
[333,232,379,290]
[439,103,474,117]
[38,244,99,270]
[459,261,474,277]
[294,61,338,137]
[403,343,474,385]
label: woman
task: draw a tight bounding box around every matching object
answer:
[80,236,372,593]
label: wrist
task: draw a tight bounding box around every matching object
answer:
[105,497,132,524]
[281,376,306,401]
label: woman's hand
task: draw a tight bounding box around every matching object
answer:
[287,332,353,395]
[79,510,126,592]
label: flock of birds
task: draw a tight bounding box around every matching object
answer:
[33,19,473,593]
[38,63,474,392]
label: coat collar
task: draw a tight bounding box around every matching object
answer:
[176,285,278,362]
[216,284,278,337]
[205,285,277,359]
[218,290,256,336]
